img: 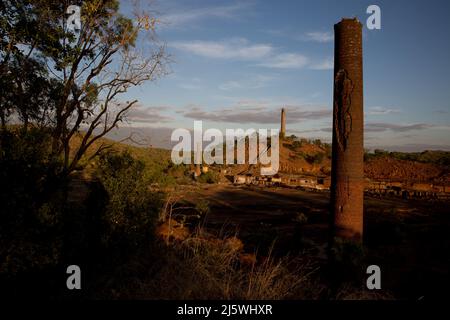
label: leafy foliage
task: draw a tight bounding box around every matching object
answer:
[197,171,220,184]
[305,152,325,164]
[1,0,168,176]
[96,151,164,249]
[0,0,169,295]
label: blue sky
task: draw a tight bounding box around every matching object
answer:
[116,0,450,151]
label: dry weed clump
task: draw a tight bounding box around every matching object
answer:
[131,225,318,300]
[334,283,395,300]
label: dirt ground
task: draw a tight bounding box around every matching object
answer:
[181,184,450,300]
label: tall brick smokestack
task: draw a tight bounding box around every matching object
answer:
[280,108,286,139]
[330,18,364,241]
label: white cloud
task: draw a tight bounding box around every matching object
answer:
[171,38,273,60]
[258,53,309,69]
[303,31,334,43]
[432,125,450,130]
[160,2,252,28]
[172,38,330,70]
[309,57,333,70]
[126,104,173,124]
[179,103,331,124]
[219,81,242,91]
[365,122,432,132]
[366,106,402,115]
[219,75,275,91]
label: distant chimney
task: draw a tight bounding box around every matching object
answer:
[280,108,286,138]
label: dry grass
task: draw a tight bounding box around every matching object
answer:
[90,220,396,300]
[334,283,395,300]
[94,224,319,300]
[150,232,317,300]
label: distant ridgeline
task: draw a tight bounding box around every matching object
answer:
[90,133,450,200]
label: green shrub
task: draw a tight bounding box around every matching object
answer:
[292,140,302,149]
[305,152,325,164]
[96,151,164,250]
[0,129,169,297]
[313,139,322,147]
[197,171,220,184]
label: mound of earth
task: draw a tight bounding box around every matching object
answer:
[365,157,449,184]
[223,138,331,176]
[278,139,331,175]
[223,139,449,185]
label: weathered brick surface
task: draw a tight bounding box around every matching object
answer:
[280,108,286,138]
[330,18,364,241]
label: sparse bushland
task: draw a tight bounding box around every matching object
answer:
[0,0,419,300]
[90,227,321,300]
[365,149,450,166]
[0,128,165,297]
[0,127,394,300]
[1,0,170,296]
[87,216,391,300]
[2,127,314,300]
[165,163,191,179]
[292,140,303,149]
[197,171,220,184]
[95,151,165,250]
[305,152,326,164]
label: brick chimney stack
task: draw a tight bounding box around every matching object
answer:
[280,108,286,139]
[330,18,364,241]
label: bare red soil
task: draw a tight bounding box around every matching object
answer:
[365,157,449,183]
